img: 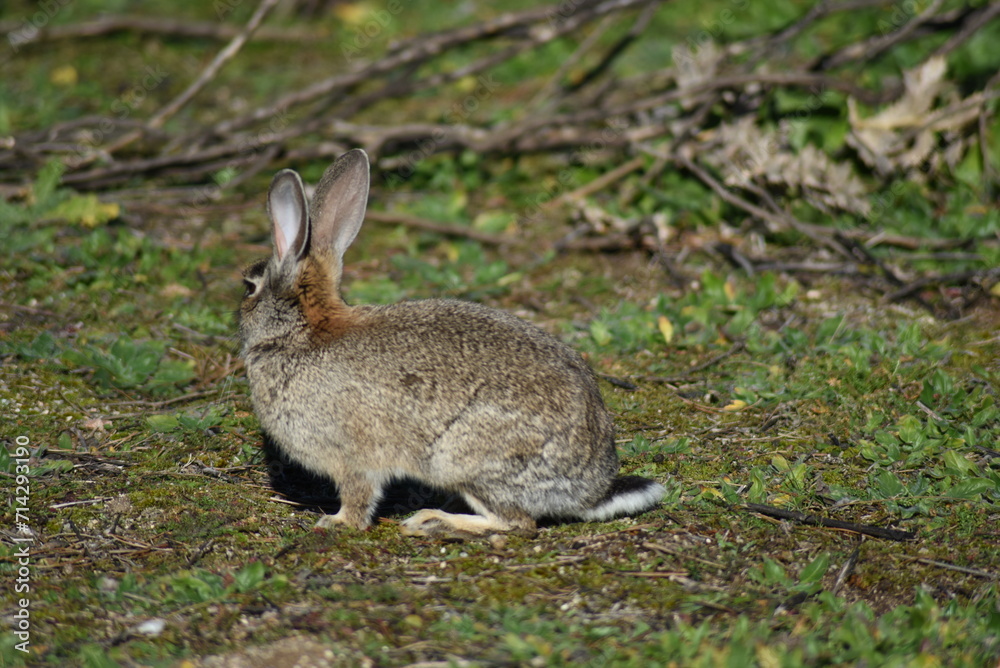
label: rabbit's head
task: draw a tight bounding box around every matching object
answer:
[238,149,371,352]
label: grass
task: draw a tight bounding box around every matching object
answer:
[2,0,1000,666]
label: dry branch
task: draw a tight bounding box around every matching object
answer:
[364,210,513,246]
[0,15,318,46]
[743,503,917,541]
[1,0,996,303]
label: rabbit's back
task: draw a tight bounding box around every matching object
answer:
[246,299,620,514]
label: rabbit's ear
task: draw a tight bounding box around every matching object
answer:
[310,149,370,262]
[267,169,310,264]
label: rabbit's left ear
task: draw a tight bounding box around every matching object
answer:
[268,169,310,264]
[309,149,370,263]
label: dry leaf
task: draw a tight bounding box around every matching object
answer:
[50,65,78,87]
[657,315,674,344]
[699,117,871,216]
[81,417,111,432]
[847,56,981,178]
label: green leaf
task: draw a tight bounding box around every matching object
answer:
[46,194,120,228]
[168,572,225,604]
[10,331,60,360]
[896,415,923,445]
[799,552,830,584]
[149,358,196,390]
[177,406,225,431]
[874,431,898,448]
[945,478,994,500]
[762,557,788,586]
[589,320,612,346]
[34,160,66,206]
[146,414,179,433]
[748,467,767,504]
[942,450,978,476]
[231,561,266,593]
[875,471,905,498]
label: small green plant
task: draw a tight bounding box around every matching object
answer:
[61,335,195,393]
[0,160,118,231]
[581,270,799,354]
[146,406,227,434]
[162,562,274,607]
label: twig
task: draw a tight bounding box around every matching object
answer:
[544,155,647,209]
[0,15,318,46]
[817,0,947,70]
[830,544,861,596]
[915,401,945,422]
[597,374,639,391]
[896,555,999,580]
[528,13,618,109]
[642,340,745,385]
[186,539,216,567]
[884,269,1000,303]
[643,541,724,569]
[204,0,661,140]
[150,0,281,130]
[49,497,113,510]
[931,1,1000,59]
[562,0,663,94]
[743,503,917,541]
[364,210,513,246]
[100,389,226,409]
[669,151,853,259]
[107,0,281,154]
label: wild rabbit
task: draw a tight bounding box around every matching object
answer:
[238,149,665,537]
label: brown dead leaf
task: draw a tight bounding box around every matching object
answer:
[847,56,981,177]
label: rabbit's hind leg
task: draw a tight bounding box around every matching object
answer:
[400,500,536,538]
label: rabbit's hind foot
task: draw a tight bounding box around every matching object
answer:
[400,508,537,539]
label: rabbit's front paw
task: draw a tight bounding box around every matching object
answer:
[314,509,367,531]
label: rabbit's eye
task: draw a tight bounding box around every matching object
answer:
[243,278,260,297]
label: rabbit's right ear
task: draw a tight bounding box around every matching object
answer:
[267,169,309,265]
[309,149,370,263]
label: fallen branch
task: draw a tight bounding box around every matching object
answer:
[107,0,282,155]
[743,503,917,541]
[884,268,1000,303]
[896,555,999,580]
[364,210,513,246]
[642,341,745,385]
[0,14,317,47]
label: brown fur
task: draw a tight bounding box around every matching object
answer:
[296,253,359,344]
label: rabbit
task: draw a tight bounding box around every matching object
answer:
[238,148,665,537]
